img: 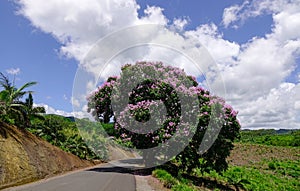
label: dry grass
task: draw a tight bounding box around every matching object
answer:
[228,143,300,169]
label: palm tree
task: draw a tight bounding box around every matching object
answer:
[0,72,37,127]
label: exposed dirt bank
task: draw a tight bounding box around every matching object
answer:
[0,122,96,190]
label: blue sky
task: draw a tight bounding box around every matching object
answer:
[0,1,77,112]
[1,0,300,129]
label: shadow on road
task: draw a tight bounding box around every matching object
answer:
[86,159,154,176]
[87,166,135,174]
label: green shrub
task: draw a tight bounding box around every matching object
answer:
[101,123,116,136]
[172,184,194,191]
[268,161,276,170]
[267,160,300,178]
[152,169,178,188]
[28,115,108,160]
[201,166,300,191]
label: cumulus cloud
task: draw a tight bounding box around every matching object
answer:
[16,0,167,61]
[239,83,300,129]
[222,0,288,28]
[216,0,300,128]
[172,17,189,31]
[6,68,21,75]
[15,0,300,129]
[168,0,300,129]
[185,23,240,65]
[34,103,91,119]
[71,96,80,108]
[222,1,249,28]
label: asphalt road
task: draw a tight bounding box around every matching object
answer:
[4,161,145,191]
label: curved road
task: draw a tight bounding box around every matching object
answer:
[5,159,151,191]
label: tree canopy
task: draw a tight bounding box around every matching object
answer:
[88,62,241,172]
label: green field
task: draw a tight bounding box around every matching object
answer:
[153,129,300,191]
[238,129,300,147]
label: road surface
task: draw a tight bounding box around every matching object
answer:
[4,159,151,191]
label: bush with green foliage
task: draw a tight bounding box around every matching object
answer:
[156,161,300,191]
[152,169,196,191]
[28,115,108,160]
[152,169,178,188]
[88,62,241,173]
[199,165,300,191]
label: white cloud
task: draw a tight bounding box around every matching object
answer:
[16,0,300,129]
[138,6,168,25]
[71,96,80,108]
[222,0,288,28]
[184,23,240,65]
[295,100,300,110]
[34,103,90,119]
[271,8,300,41]
[222,1,249,28]
[185,0,300,129]
[221,37,296,100]
[16,0,167,62]
[238,83,300,129]
[172,17,189,31]
[6,68,21,75]
[63,94,68,100]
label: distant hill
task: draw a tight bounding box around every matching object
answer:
[65,116,76,122]
[239,128,299,147]
[0,121,95,189]
[276,129,294,134]
[242,128,298,134]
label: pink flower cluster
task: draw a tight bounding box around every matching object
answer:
[88,61,241,148]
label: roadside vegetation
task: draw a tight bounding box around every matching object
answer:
[27,115,109,160]
[153,130,300,191]
[0,72,43,127]
[87,62,299,190]
[0,72,108,161]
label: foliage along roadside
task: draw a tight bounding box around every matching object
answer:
[152,169,195,191]
[196,163,300,191]
[153,159,299,191]
[153,135,299,191]
[27,114,109,161]
[0,72,44,127]
[0,72,108,161]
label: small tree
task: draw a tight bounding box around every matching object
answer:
[24,93,46,127]
[0,72,37,127]
[88,62,240,173]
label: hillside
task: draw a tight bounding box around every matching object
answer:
[0,122,96,190]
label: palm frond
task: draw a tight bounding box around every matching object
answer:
[0,72,12,90]
[17,81,37,93]
[11,82,37,101]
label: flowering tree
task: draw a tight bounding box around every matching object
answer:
[87,76,117,123]
[87,62,240,172]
